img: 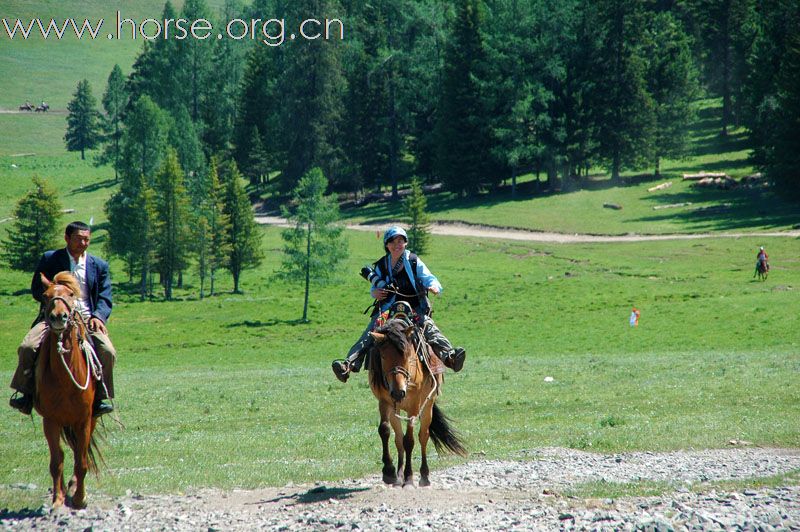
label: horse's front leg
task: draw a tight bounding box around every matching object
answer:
[378,401,397,485]
[43,419,66,508]
[387,406,405,485]
[68,421,93,509]
[402,419,415,487]
[418,400,436,487]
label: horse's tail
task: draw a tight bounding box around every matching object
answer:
[429,403,467,457]
[61,428,104,475]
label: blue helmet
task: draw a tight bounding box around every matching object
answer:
[383,226,408,245]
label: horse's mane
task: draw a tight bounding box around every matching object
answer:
[51,271,81,298]
[369,319,413,390]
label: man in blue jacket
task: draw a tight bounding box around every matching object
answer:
[9,221,116,417]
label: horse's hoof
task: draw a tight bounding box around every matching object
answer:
[402,480,415,489]
[419,477,431,487]
[382,473,397,485]
[69,497,87,510]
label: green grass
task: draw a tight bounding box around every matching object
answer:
[1,229,798,510]
[565,470,800,500]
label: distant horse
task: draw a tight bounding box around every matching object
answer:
[755,260,769,281]
[35,103,49,112]
[368,319,466,487]
[19,102,34,111]
[35,272,102,509]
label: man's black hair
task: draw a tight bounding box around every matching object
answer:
[65,221,90,237]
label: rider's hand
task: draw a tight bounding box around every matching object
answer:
[373,288,389,300]
[88,317,107,335]
[428,286,440,296]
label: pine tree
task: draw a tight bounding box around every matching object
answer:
[744,0,800,198]
[404,177,431,254]
[65,79,102,160]
[169,105,207,201]
[2,177,62,271]
[104,174,157,299]
[278,167,348,322]
[592,0,656,181]
[119,95,172,183]
[686,0,757,135]
[281,0,347,191]
[644,12,699,176]
[233,43,285,180]
[219,159,264,293]
[96,65,129,181]
[126,1,181,112]
[192,157,231,298]
[202,0,248,155]
[153,149,192,300]
[436,0,495,195]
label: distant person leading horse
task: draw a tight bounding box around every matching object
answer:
[9,221,116,417]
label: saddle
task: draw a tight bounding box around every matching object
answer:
[385,301,445,376]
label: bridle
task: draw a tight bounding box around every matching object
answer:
[44,288,99,391]
[45,293,78,330]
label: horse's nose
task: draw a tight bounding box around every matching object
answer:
[391,388,406,401]
[50,311,68,324]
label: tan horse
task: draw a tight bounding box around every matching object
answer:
[35,272,102,509]
[368,319,466,487]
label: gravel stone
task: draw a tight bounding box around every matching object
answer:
[2,447,799,531]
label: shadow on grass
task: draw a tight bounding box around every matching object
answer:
[0,289,31,297]
[226,318,308,328]
[634,188,799,232]
[258,486,370,505]
[68,178,117,195]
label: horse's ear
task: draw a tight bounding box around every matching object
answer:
[369,331,386,344]
[403,326,414,338]
[40,273,52,288]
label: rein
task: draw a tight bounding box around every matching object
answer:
[391,328,440,426]
[46,294,103,392]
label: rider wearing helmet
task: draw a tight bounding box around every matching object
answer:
[756,246,769,272]
[331,226,466,382]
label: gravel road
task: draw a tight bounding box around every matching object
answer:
[254,215,800,243]
[3,447,799,531]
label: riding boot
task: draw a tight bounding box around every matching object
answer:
[332,335,375,383]
[441,347,466,372]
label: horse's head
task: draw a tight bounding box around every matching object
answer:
[41,272,81,333]
[370,318,416,402]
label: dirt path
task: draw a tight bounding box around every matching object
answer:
[2,447,799,530]
[255,215,800,243]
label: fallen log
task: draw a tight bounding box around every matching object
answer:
[648,181,673,192]
[682,172,729,180]
[603,203,623,210]
[653,202,692,210]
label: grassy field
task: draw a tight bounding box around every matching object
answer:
[1,228,798,509]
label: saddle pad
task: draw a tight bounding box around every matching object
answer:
[424,345,446,376]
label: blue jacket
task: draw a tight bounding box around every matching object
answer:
[31,248,113,323]
[371,250,442,314]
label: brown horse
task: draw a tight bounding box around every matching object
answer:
[35,272,102,509]
[368,319,466,487]
[755,259,769,281]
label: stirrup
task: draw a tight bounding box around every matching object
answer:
[9,392,33,415]
[444,348,466,372]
